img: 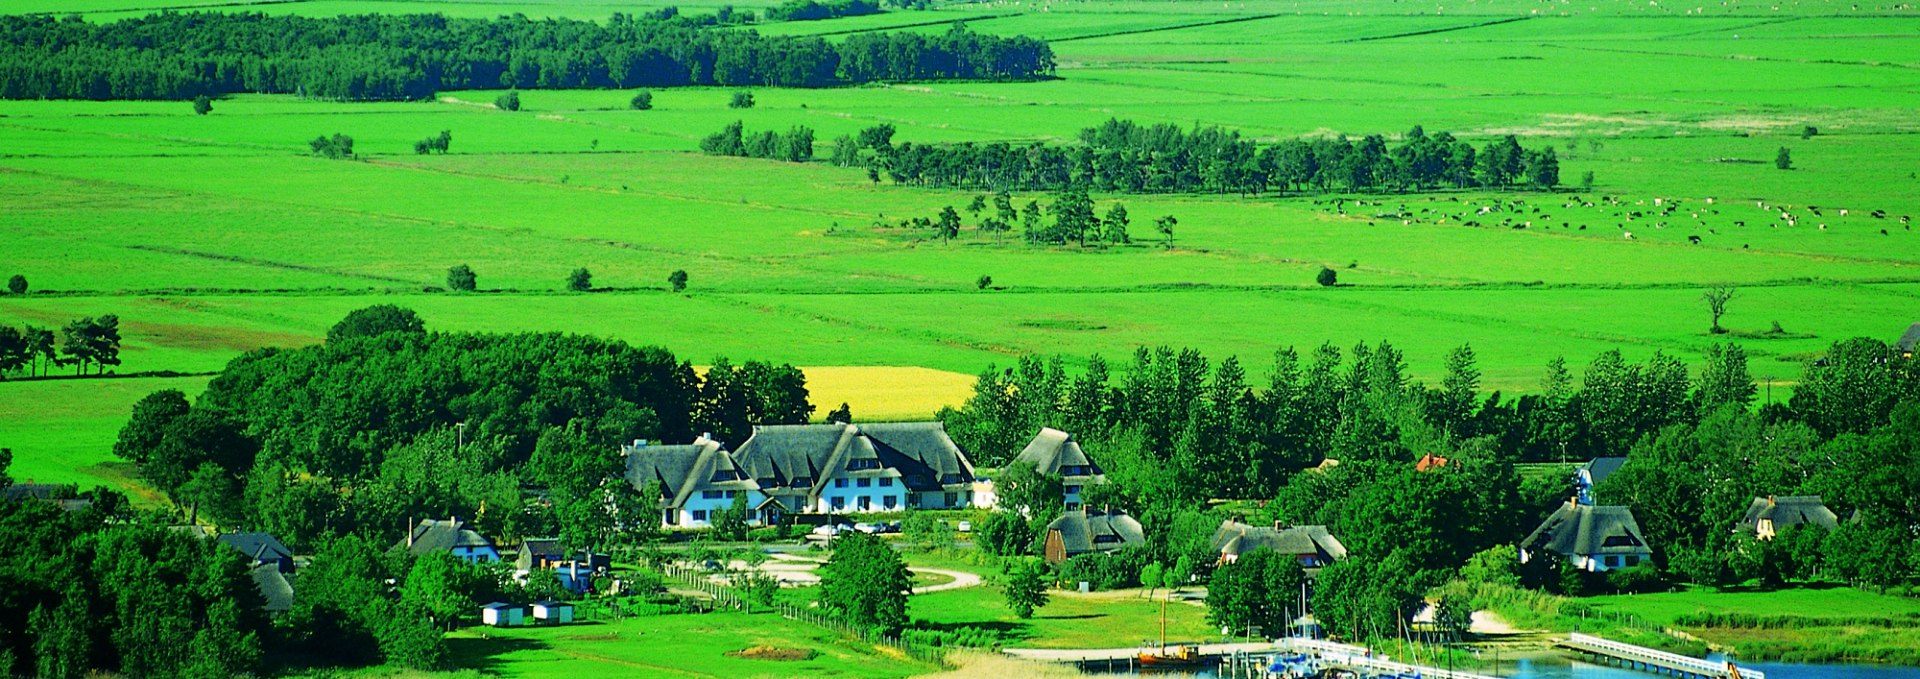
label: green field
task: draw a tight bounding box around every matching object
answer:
[1584,585,1920,626]
[440,610,936,678]
[5,2,1920,501]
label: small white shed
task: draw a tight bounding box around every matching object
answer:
[532,601,575,624]
[481,602,526,627]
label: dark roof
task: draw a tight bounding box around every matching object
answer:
[1736,495,1839,534]
[217,532,293,566]
[400,518,494,556]
[624,436,757,509]
[250,563,295,612]
[1014,428,1106,483]
[1209,521,1347,561]
[1046,509,1146,556]
[1900,323,1920,352]
[2,483,76,502]
[726,422,977,503]
[1523,502,1650,557]
[1580,457,1629,487]
[862,422,977,491]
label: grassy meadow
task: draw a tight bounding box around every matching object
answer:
[4,1,1920,502]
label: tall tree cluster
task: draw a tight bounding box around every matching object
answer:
[109,306,812,553]
[765,0,882,21]
[0,14,1052,101]
[835,119,1560,195]
[699,121,815,162]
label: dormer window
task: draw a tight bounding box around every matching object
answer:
[1601,535,1642,547]
[1093,534,1121,544]
[792,477,812,488]
[710,469,740,482]
[847,459,880,471]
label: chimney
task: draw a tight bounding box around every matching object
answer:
[1768,495,1777,506]
[407,516,415,548]
[1274,520,1284,531]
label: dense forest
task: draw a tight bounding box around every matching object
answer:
[0,13,1053,100]
[830,119,1559,194]
[941,336,1920,638]
[110,305,813,553]
[764,0,883,22]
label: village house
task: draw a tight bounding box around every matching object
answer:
[481,602,527,627]
[1042,508,1146,564]
[1734,495,1840,540]
[1,483,93,512]
[515,538,610,593]
[1009,427,1107,510]
[1414,453,1451,472]
[625,422,979,529]
[1520,500,1653,572]
[399,517,500,564]
[1209,519,1348,571]
[1574,457,1628,506]
[215,532,297,614]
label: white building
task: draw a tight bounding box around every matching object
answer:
[1520,500,1654,572]
[625,422,980,529]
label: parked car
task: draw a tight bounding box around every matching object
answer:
[853,522,881,534]
[812,524,845,536]
[956,520,973,533]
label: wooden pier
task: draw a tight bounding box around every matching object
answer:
[1555,632,1766,679]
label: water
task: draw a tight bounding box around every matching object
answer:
[1495,655,1920,679]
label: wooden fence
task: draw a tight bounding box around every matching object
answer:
[658,563,948,666]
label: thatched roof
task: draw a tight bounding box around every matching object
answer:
[1046,509,1145,556]
[400,518,495,556]
[1013,428,1106,483]
[1735,495,1839,535]
[1209,520,1347,562]
[1523,502,1650,557]
[1900,322,1920,353]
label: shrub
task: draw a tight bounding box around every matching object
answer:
[729,91,756,109]
[1316,266,1338,287]
[496,91,520,111]
[192,95,212,115]
[631,91,653,110]
[446,264,477,291]
[667,269,689,292]
[1775,146,1792,170]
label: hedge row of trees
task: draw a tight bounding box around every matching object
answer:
[765,0,883,21]
[0,316,121,378]
[699,121,815,162]
[834,120,1559,195]
[0,13,1053,101]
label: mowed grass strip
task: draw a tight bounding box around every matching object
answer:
[442,610,934,678]
[0,376,210,502]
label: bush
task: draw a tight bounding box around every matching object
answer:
[631,91,653,110]
[1316,266,1338,287]
[192,95,212,115]
[496,91,521,111]
[1775,146,1792,170]
[1603,561,1665,594]
[567,267,593,292]
[1058,549,1147,591]
[729,91,756,109]
[667,269,689,292]
[446,264,477,291]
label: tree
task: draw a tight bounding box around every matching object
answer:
[310,133,354,159]
[993,460,1062,516]
[901,511,954,551]
[1702,286,1735,334]
[1139,562,1164,599]
[1775,146,1792,170]
[713,493,751,541]
[567,267,593,292]
[1103,203,1130,244]
[1155,215,1177,250]
[729,91,756,109]
[446,264,477,292]
[818,531,910,633]
[976,275,993,290]
[827,402,852,423]
[1696,343,1756,412]
[401,552,482,631]
[937,205,962,244]
[193,95,212,115]
[59,315,121,375]
[495,91,520,111]
[1207,547,1306,638]
[975,509,1032,556]
[23,326,53,376]
[5,274,23,294]
[668,269,689,292]
[966,194,987,223]
[1004,559,1050,619]
[1580,170,1595,191]
[630,91,653,110]
[1316,266,1338,287]
[327,305,426,343]
[0,326,28,377]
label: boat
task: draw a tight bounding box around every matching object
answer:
[1136,596,1207,666]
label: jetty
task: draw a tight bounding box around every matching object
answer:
[1555,632,1766,679]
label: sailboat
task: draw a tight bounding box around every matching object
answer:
[1137,594,1205,666]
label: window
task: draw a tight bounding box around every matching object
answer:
[1601,535,1643,547]
[940,473,966,484]
[1626,555,1642,567]
[879,478,893,487]
[793,477,812,488]
[858,496,871,510]
[1066,502,1081,511]
[944,492,958,506]
[857,478,872,488]
[831,497,846,510]
[709,469,739,481]
[702,490,722,499]
[835,479,849,488]
[1605,555,1621,568]
[848,459,880,470]
[725,490,737,498]
[1093,534,1120,544]
[884,496,898,509]
[1064,485,1081,495]
[692,510,708,521]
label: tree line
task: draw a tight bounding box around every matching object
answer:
[0,13,1053,101]
[0,316,122,378]
[765,0,883,22]
[700,121,815,163]
[941,335,1920,641]
[832,119,1560,195]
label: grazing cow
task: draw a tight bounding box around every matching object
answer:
[1882,229,1890,236]
[1624,232,1635,240]
[1688,235,1702,244]
[1840,209,1849,216]
[1734,221,1746,227]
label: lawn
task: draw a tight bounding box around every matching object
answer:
[910,587,1218,650]
[442,610,936,678]
[1583,585,1920,627]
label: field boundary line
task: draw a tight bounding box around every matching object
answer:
[1050,12,1288,42]
[125,245,422,285]
[785,11,1022,37]
[1336,16,1531,42]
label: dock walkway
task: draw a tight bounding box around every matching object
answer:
[1555,632,1766,679]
